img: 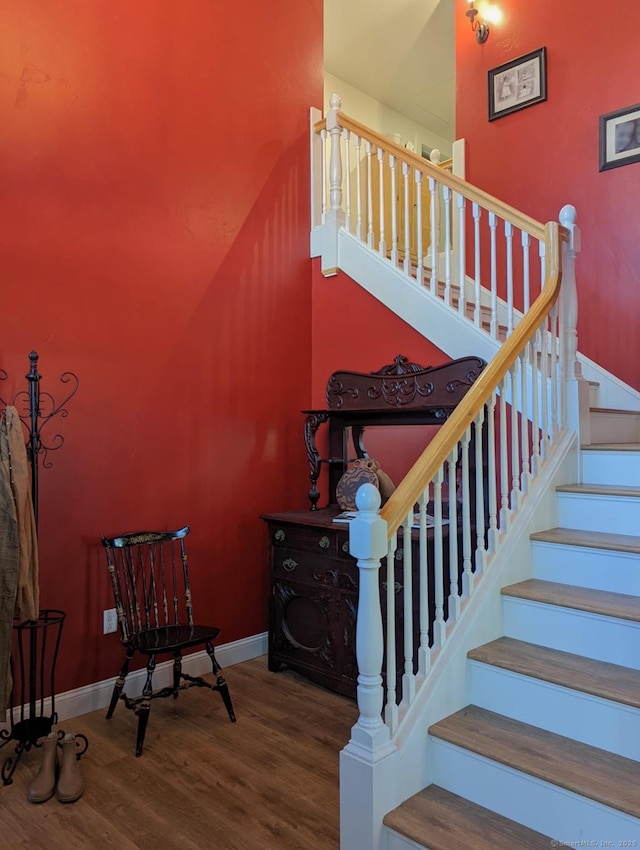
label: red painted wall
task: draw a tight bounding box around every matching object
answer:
[456,0,640,391]
[311,261,449,500]
[0,0,322,692]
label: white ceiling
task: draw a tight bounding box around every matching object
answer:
[324,0,455,142]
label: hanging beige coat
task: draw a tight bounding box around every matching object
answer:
[0,406,39,716]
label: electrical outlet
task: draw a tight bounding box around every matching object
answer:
[103,608,118,634]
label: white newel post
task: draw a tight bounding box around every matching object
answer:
[314,93,346,277]
[559,205,590,448]
[340,484,397,850]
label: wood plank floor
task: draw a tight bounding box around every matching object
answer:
[0,657,358,850]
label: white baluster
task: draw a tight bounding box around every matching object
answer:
[474,407,486,573]
[403,162,411,275]
[550,303,559,441]
[487,391,498,550]
[499,376,509,528]
[402,512,415,703]
[417,490,430,674]
[540,316,549,458]
[443,186,452,306]
[457,194,466,318]
[366,142,374,249]
[531,326,541,474]
[354,134,363,242]
[472,203,482,327]
[522,231,531,312]
[433,466,445,646]
[539,239,547,309]
[415,170,424,287]
[447,449,460,622]
[344,129,352,233]
[377,148,386,256]
[389,154,398,266]
[489,211,498,338]
[460,429,473,596]
[510,362,520,511]
[429,177,438,295]
[519,349,531,494]
[505,221,514,335]
[384,537,397,730]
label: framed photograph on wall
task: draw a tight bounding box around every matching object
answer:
[488,47,547,122]
[599,103,640,171]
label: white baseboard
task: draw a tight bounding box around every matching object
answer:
[2,632,268,729]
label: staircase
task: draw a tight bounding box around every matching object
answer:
[382,406,640,847]
[310,102,640,847]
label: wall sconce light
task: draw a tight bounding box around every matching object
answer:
[466,1,489,44]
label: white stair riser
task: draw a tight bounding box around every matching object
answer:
[557,492,640,535]
[581,450,640,486]
[430,739,639,841]
[467,661,640,760]
[385,830,424,850]
[531,540,640,595]
[590,411,640,443]
[502,597,640,670]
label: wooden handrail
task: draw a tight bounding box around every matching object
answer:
[314,106,570,537]
[380,221,563,537]
[315,111,547,240]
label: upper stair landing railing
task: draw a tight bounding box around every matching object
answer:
[311,95,553,345]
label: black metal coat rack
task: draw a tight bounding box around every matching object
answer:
[0,351,88,785]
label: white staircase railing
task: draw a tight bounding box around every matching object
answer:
[310,98,591,850]
[311,95,558,345]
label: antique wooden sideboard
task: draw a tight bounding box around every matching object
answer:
[262,354,487,699]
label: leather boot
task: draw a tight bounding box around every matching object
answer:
[56,733,85,803]
[27,731,58,804]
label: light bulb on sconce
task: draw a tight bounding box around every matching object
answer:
[466,0,490,44]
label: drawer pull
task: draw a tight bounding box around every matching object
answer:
[274,529,286,542]
[341,541,350,554]
[282,558,298,572]
[318,535,330,550]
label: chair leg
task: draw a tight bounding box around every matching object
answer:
[205,641,236,723]
[135,654,156,757]
[173,651,182,698]
[106,646,135,719]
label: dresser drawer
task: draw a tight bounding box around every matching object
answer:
[273,549,358,590]
[269,522,342,557]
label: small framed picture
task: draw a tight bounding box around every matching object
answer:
[599,103,640,171]
[488,47,547,122]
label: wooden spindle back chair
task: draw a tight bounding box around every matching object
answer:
[101,525,236,756]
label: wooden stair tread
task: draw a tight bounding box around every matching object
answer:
[582,442,640,451]
[530,526,640,553]
[468,637,640,708]
[428,705,640,818]
[383,785,552,849]
[590,407,640,415]
[556,482,640,498]
[501,579,640,622]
